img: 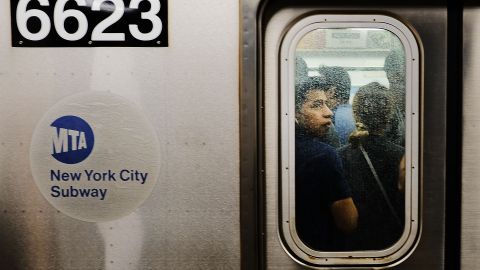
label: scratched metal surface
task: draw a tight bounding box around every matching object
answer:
[262,4,446,269]
[462,7,480,270]
[0,0,240,269]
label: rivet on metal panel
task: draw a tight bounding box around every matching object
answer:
[19,41,23,45]
[88,41,93,45]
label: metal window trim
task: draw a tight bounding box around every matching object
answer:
[278,14,422,267]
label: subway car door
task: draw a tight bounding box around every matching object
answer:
[241,1,460,269]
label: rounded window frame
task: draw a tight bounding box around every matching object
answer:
[279,14,422,267]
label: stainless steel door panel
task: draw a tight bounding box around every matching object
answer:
[462,7,480,270]
[0,1,240,269]
[263,5,446,269]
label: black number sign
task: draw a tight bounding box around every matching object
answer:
[11,0,168,47]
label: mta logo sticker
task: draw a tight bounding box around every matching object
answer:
[31,92,160,222]
[51,116,94,164]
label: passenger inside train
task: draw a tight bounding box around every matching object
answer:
[294,76,358,251]
[339,82,405,250]
[318,66,355,146]
[294,28,407,251]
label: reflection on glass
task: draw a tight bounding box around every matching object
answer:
[294,28,406,251]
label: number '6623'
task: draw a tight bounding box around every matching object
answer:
[15,0,162,42]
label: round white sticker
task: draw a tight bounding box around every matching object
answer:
[30,92,160,222]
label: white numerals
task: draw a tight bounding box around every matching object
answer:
[54,0,88,41]
[129,0,162,41]
[91,0,125,41]
[17,0,51,41]
[16,0,163,42]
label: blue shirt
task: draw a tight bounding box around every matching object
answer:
[295,130,352,250]
[333,104,356,146]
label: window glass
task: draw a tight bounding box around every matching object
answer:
[294,28,407,251]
